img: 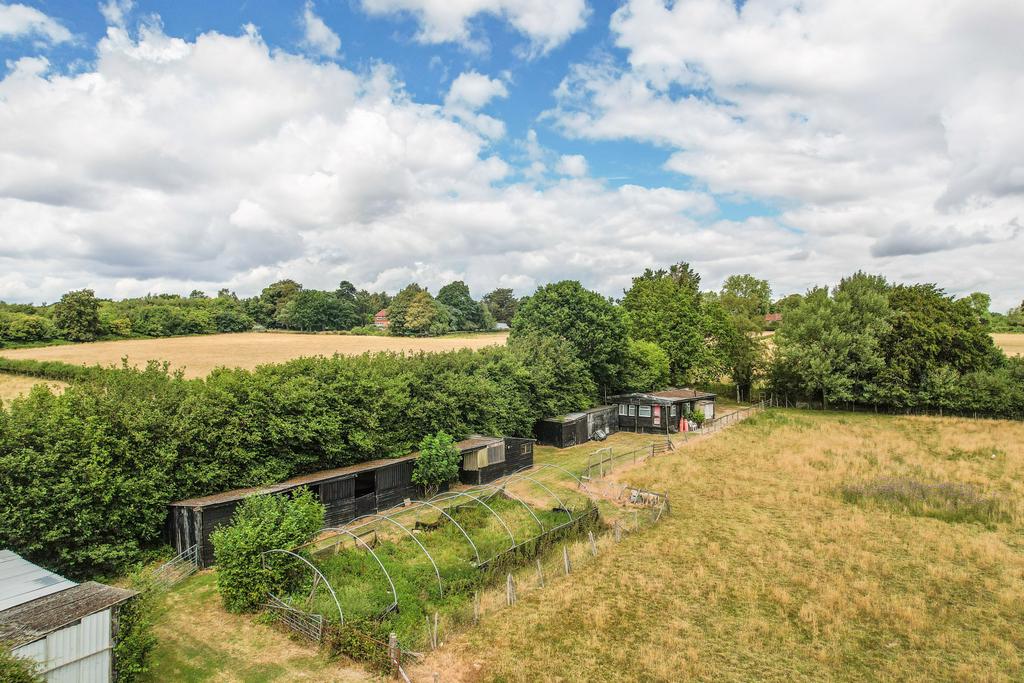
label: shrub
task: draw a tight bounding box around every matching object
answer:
[212,488,324,613]
[0,649,41,683]
[620,339,671,391]
[411,431,460,496]
[112,577,161,683]
[347,324,387,336]
[0,313,56,343]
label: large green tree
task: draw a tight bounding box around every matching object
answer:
[437,281,491,331]
[53,289,102,341]
[275,289,360,331]
[482,288,519,323]
[511,280,625,392]
[621,263,705,383]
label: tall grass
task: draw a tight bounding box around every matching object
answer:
[839,477,1013,525]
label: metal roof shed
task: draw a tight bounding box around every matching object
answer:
[535,405,619,448]
[0,551,136,683]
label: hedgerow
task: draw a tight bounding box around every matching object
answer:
[0,340,594,580]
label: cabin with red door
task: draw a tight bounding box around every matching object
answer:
[607,388,716,434]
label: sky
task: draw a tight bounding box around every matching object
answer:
[0,0,1021,309]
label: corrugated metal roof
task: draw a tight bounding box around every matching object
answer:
[542,405,618,423]
[0,581,136,648]
[0,551,77,612]
[455,435,503,452]
[170,454,421,508]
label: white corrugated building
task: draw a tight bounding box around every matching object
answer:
[0,550,136,682]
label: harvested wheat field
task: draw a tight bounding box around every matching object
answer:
[0,331,508,378]
[414,410,1024,682]
[0,373,66,404]
[993,332,1024,357]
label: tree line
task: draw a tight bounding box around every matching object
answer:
[0,281,523,345]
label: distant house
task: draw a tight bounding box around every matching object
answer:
[374,309,390,328]
[764,312,783,324]
[1,551,136,683]
[607,388,716,434]
[535,405,619,448]
[494,322,509,331]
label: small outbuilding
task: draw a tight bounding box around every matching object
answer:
[535,405,619,448]
[455,435,535,485]
[1,550,136,683]
[167,455,420,567]
[608,388,716,434]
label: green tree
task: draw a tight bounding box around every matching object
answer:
[275,290,359,331]
[411,431,460,495]
[256,280,302,327]
[621,263,704,383]
[437,281,489,331]
[511,280,626,392]
[620,339,671,391]
[53,289,101,341]
[211,488,324,613]
[720,274,772,323]
[507,331,596,417]
[482,288,519,323]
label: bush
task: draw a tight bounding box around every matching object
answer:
[112,577,161,683]
[411,431,460,495]
[212,488,324,613]
[0,313,57,343]
[620,339,671,392]
[0,649,41,683]
[347,324,387,336]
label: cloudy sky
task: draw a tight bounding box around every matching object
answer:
[0,0,1021,308]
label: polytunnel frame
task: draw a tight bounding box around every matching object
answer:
[260,548,344,623]
[427,489,517,551]
[386,499,481,565]
[344,512,444,596]
[465,481,546,534]
[513,462,586,488]
[497,472,574,524]
[320,526,400,614]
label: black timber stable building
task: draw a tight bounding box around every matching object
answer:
[608,388,717,434]
[535,405,619,448]
[167,436,534,567]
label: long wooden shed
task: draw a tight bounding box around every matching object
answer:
[455,435,535,485]
[167,455,419,567]
[608,388,717,434]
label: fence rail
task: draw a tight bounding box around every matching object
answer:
[149,543,199,588]
[265,593,325,644]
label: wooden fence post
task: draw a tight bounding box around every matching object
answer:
[506,573,517,606]
[536,557,545,588]
[588,531,598,556]
[388,632,399,678]
[563,546,572,575]
[614,520,621,542]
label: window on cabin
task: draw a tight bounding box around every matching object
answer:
[628,404,637,416]
[670,405,677,418]
[638,405,652,418]
[487,443,506,465]
[618,404,628,416]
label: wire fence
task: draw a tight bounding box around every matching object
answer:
[759,393,1023,422]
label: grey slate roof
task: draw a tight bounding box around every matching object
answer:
[0,550,76,612]
[0,581,136,647]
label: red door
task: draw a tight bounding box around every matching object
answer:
[653,405,661,427]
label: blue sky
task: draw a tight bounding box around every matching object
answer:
[0,0,1020,308]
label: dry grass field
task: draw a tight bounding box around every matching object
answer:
[993,332,1024,357]
[416,410,1024,682]
[0,373,66,404]
[0,331,508,378]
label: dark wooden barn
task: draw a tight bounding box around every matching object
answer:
[167,455,419,567]
[535,405,619,448]
[608,388,716,434]
[455,435,535,485]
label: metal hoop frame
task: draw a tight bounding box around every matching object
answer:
[500,472,573,523]
[260,549,344,623]
[387,500,482,565]
[428,489,517,549]
[470,482,546,534]
[344,513,444,595]
[514,462,586,488]
[321,527,399,614]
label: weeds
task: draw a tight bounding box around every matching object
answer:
[839,477,1013,525]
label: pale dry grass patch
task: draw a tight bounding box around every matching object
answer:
[993,332,1024,357]
[0,373,66,403]
[417,410,1024,682]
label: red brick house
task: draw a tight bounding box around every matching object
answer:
[374,309,389,328]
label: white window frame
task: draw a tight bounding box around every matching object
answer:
[618,404,628,416]
[628,404,637,417]
[638,405,652,418]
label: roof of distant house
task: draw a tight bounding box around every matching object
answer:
[607,388,716,404]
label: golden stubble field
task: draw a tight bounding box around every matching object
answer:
[0,331,509,379]
[993,333,1024,357]
[419,410,1024,682]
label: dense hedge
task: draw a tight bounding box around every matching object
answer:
[0,340,594,579]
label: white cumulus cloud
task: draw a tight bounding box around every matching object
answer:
[359,0,588,55]
[0,3,71,43]
[300,0,341,58]
[556,154,587,177]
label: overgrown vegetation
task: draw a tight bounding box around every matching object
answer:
[838,477,1013,526]
[0,649,41,683]
[113,574,164,683]
[211,489,325,613]
[411,431,461,495]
